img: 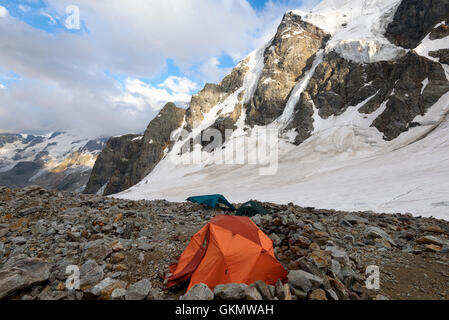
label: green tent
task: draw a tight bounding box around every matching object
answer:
[187,194,236,211]
[236,200,268,217]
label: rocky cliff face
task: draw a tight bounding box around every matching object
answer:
[186,59,250,130]
[0,132,106,192]
[385,0,449,49]
[85,103,185,196]
[82,134,143,196]
[288,51,449,144]
[246,12,330,126]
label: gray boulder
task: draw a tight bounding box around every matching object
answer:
[0,259,53,299]
[90,277,120,296]
[125,279,153,300]
[365,226,396,246]
[244,285,263,300]
[340,214,369,226]
[81,240,113,262]
[287,270,323,293]
[180,283,214,301]
[111,288,127,300]
[79,259,104,288]
[214,283,248,300]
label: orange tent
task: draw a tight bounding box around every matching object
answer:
[166,215,287,291]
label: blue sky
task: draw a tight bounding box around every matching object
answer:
[0,0,320,136]
[250,0,274,11]
[0,0,273,86]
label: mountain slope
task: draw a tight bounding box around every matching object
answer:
[84,102,185,195]
[0,132,107,192]
[88,0,449,219]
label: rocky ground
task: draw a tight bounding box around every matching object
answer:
[0,186,448,300]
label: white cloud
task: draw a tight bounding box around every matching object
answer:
[0,6,9,18]
[0,78,132,137]
[44,0,264,78]
[44,0,321,77]
[0,0,321,137]
[119,78,195,113]
[18,5,31,13]
[0,84,5,89]
[198,57,232,84]
[0,14,195,137]
[159,76,198,95]
[41,12,57,25]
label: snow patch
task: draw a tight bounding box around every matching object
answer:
[291,0,402,35]
[327,40,406,63]
[242,44,268,104]
[28,168,49,182]
[421,78,429,94]
[96,179,110,196]
[285,128,298,143]
[291,0,405,63]
[311,92,384,135]
[274,50,324,129]
[415,28,449,62]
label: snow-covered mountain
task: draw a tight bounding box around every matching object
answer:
[87,0,449,219]
[0,131,107,192]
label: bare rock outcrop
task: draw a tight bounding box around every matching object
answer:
[385,0,449,49]
[186,59,250,129]
[84,103,185,196]
[245,12,330,126]
[287,51,449,144]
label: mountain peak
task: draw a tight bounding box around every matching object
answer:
[86,0,449,218]
[0,131,107,192]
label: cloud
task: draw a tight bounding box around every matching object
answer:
[18,5,31,13]
[0,6,9,17]
[159,76,199,95]
[0,78,129,137]
[0,0,322,137]
[197,57,232,84]
[118,77,197,113]
[44,0,321,78]
[40,11,57,25]
[42,0,264,78]
[0,13,197,137]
